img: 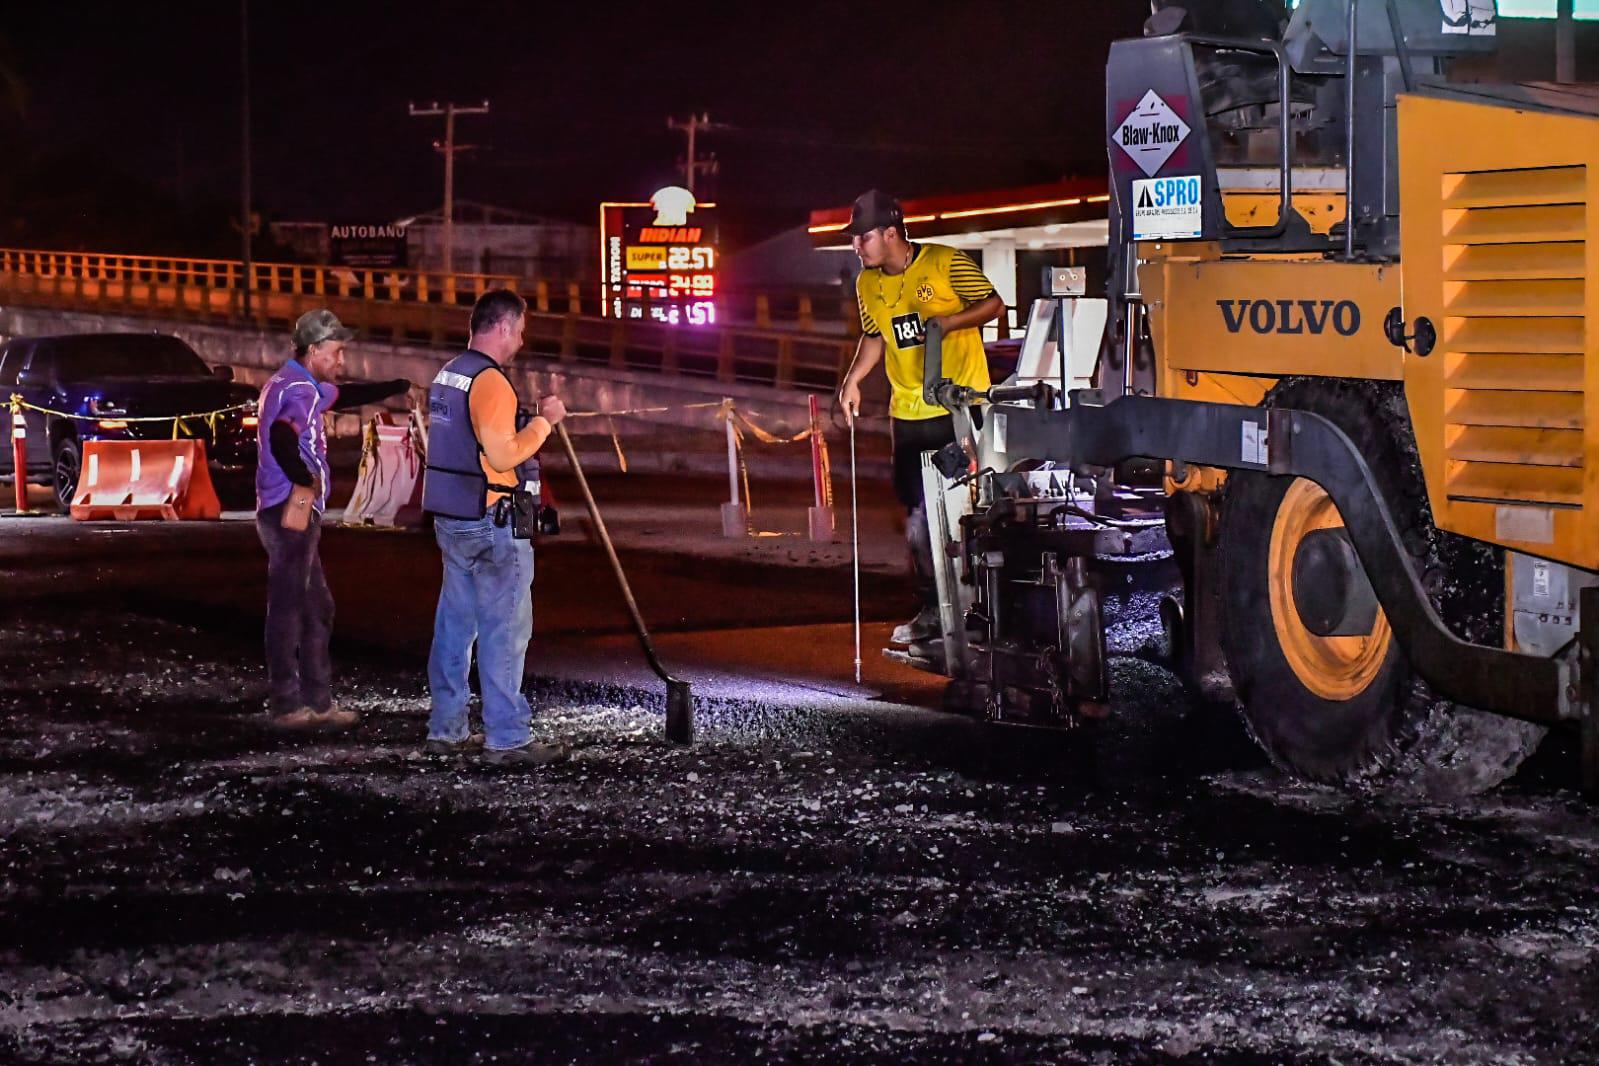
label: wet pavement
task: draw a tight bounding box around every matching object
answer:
[1,484,1597,1064]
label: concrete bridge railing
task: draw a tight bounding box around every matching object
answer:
[0,248,859,394]
[0,305,889,450]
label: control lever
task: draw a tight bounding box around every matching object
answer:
[987,382,1057,408]
[924,317,1058,411]
[923,322,1057,480]
[919,318,980,471]
[921,318,950,407]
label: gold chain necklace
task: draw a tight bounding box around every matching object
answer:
[875,244,915,306]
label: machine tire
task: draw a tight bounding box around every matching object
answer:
[1218,378,1543,798]
[52,434,81,511]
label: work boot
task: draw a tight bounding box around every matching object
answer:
[906,637,947,670]
[424,732,486,756]
[317,704,360,730]
[484,741,571,767]
[268,707,323,731]
[891,606,941,646]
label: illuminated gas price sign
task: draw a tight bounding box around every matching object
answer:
[600,188,718,326]
[620,220,717,325]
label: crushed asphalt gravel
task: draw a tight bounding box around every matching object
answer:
[2,600,1597,1064]
[0,494,1595,1064]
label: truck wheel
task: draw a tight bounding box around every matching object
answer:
[1218,379,1543,798]
[52,435,81,511]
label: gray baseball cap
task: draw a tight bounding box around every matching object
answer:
[292,308,355,350]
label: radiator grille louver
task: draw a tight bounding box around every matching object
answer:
[1441,165,1588,509]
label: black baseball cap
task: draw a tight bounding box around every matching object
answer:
[843,189,905,236]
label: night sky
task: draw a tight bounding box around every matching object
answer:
[2,1,1150,249]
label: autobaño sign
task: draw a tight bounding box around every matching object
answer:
[330,222,409,269]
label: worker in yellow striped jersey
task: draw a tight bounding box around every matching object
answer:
[836,190,1003,659]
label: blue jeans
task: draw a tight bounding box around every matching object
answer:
[427,515,535,750]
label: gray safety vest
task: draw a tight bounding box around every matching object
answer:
[422,350,542,519]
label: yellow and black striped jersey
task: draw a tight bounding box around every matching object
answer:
[855,243,996,421]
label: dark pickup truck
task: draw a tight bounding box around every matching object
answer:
[0,332,258,508]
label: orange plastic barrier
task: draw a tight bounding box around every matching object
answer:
[69,440,221,521]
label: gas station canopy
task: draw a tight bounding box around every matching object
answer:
[807,179,1109,252]
[808,179,1110,312]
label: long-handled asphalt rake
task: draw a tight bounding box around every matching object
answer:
[556,422,693,743]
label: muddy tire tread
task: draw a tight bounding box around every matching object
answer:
[1220,377,1543,798]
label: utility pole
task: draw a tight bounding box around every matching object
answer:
[408,100,489,274]
[1556,0,1575,84]
[666,112,725,196]
[239,0,253,318]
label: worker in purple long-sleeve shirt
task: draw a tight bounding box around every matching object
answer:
[255,309,410,730]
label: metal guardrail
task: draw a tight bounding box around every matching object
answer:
[0,248,857,391]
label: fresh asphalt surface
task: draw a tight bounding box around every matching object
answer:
[1,467,1596,1064]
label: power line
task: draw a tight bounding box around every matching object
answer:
[408,99,489,274]
[666,112,728,196]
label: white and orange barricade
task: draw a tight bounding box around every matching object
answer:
[69,440,221,521]
[343,409,426,528]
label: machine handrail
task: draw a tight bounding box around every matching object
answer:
[1181,34,1295,240]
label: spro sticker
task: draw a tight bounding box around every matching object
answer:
[1132,175,1202,239]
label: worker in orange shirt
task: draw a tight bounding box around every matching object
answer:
[421,289,567,764]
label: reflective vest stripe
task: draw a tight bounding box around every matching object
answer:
[433,369,474,392]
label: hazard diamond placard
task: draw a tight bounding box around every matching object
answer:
[1112,90,1191,178]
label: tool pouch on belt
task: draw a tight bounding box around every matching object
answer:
[511,406,553,538]
[509,489,538,539]
[489,489,538,539]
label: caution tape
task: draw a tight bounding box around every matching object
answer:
[713,396,815,447]
[558,397,826,478]
[8,393,254,440]
[563,398,826,445]
[707,397,835,522]
[817,431,835,508]
[395,392,851,529]
[606,416,628,474]
[564,400,724,421]
[564,402,723,473]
